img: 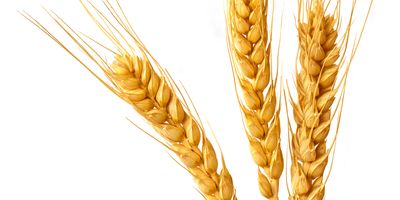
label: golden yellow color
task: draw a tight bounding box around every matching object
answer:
[111,54,237,199]
[287,0,372,199]
[22,0,372,199]
[22,1,236,199]
[226,0,282,199]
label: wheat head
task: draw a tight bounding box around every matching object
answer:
[288,0,371,199]
[289,2,337,198]
[226,0,283,199]
[22,1,236,199]
[111,54,236,200]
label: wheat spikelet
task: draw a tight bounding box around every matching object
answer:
[226,0,282,199]
[22,1,236,199]
[287,0,372,199]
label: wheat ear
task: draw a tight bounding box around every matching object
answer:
[22,1,236,199]
[287,0,371,199]
[226,0,283,199]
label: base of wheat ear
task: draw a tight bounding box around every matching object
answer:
[227,0,283,199]
[22,1,237,199]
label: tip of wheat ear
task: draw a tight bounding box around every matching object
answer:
[227,0,283,198]
[23,1,237,199]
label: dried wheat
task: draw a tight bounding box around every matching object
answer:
[22,1,236,199]
[226,0,283,199]
[288,0,371,199]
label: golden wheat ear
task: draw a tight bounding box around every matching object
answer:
[21,1,237,199]
[286,0,372,199]
[226,0,283,199]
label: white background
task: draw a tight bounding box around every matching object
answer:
[0,0,398,199]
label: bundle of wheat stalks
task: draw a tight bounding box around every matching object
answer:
[23,0,371,199]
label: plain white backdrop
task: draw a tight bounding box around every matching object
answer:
[0,0,398,199]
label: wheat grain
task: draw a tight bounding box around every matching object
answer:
[22,1,236,199]
[226,0,283,199]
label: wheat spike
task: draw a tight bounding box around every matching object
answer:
[226,0,282,199]
[288,0,372,199]
[22,1,236,199]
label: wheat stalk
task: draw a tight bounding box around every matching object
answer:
[226,0,283,199]
[22,1,236,199]
[287,0,372,199]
